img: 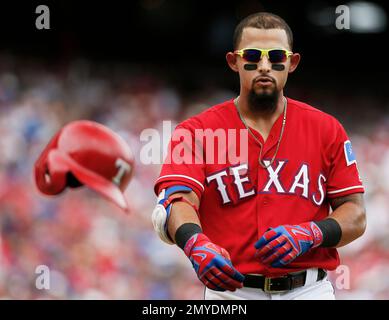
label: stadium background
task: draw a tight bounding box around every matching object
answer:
[0,0,388,299]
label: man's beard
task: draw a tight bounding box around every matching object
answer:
[248,86,279,115]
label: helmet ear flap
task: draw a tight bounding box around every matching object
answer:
[35,130,63,195]
[43,150,69,195]
[35,149,69,195]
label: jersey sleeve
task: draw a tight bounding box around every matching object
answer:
[154,119,205,200]
[326,119,364,198]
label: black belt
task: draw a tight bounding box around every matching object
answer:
[243,269,327,293]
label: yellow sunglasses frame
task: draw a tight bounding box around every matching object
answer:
[234,48,293,63]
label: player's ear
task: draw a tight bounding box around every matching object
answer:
[288,53,301,73]
[226,52,239,72]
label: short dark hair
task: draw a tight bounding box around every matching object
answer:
[233,12,293,50]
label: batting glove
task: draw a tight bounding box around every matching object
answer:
[254,222,323,268]
[184,233,245,291]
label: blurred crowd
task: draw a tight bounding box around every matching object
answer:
[0,56,388,299]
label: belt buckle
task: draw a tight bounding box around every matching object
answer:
[264,276,289,294]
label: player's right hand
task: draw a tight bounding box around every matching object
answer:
[184,233,245,291]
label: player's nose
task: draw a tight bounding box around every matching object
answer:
[257,56,272,73]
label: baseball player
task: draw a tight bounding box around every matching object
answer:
[152,12,366,300]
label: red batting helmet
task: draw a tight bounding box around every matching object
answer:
[34,120,134,212]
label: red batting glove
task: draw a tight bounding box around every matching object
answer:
[184,233,245,291]
[254,222,323,268]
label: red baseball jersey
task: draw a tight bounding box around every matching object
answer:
[154,97,364,276]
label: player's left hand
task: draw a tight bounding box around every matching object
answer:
[254,222,323,268]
